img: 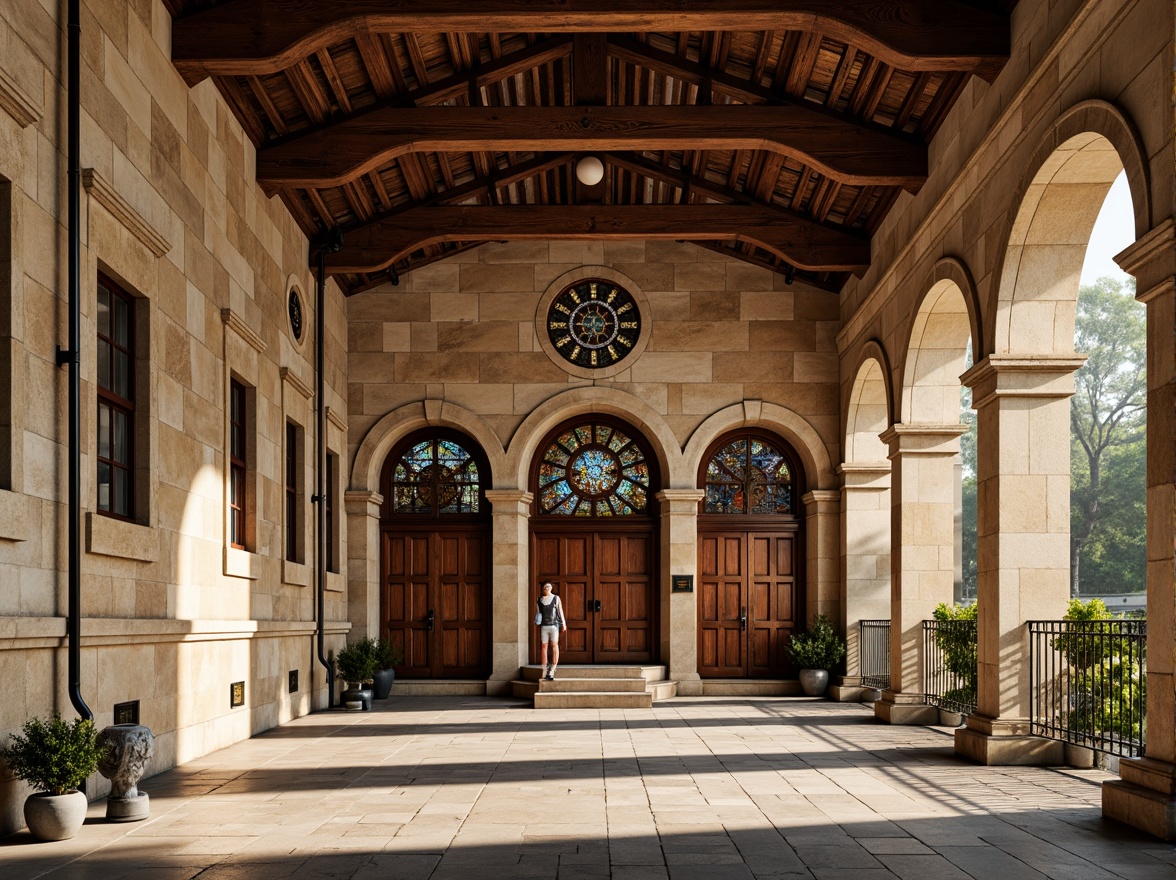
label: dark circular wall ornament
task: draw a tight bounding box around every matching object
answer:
[288,288,304,341]
[546,278,641,370]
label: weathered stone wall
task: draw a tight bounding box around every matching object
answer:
[0,0,348,834]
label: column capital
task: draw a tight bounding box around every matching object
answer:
[801,489,840,509]
[484,489,533,515]
[880,423,966,457]
[1114,217,1175,302]
[656,488,705,514]
[837,462,891,490]
[344,490,384,516]
[962,355,1087,408]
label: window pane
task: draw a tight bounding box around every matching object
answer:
[97,340,111,390]
[113,350,130,399]
[113,466,129,516]
[97,461,111,511]
[112,409,129,465]
[97,285,110,339]
[112,294,130,347]
[97,403,111,459]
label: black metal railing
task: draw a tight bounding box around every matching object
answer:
[1029,619,1147,758]
[922,619,977,715]
[859,619,890,689]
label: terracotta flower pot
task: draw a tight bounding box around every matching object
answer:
[24,790,87,841]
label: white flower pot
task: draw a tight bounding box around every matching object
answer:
[24,790,88,841]
[798,668,829,697]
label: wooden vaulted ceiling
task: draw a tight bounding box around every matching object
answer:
[163,2,1012,294]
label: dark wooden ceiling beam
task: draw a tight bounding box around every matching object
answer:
[172,2,1008,84]
[256,104,926,193]
[321,204,871,275]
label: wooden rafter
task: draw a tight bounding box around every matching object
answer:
[256,104,926,193]
[323,203,870,275]
[171,1,1009,84]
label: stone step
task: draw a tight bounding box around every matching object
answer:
[699,679,800,696]
[389,680,487,696]
[512,678,679,704]
[647,679,678,701]
[539,677,648,693]
[521,664,667,683]
[533,690,653,709]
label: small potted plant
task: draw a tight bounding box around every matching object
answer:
[1,713,99,840]
[788,614,847,697]
[372,638,404,700]
[335,638,380,710]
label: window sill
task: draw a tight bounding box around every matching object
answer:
[86,512,158,562]
[326,571,344,593]
[283,559,309,586]
[224,546,258,580]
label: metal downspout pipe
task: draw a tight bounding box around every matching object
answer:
[60,0,93,728]
[314,230,342,709]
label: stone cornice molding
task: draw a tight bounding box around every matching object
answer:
[220,308,267,353]
[326,406,347,433]
[0,68,40,127]
[82,168,171,257]
[962,354,1087,409]
[1115,218,1175,303]
[279,366,313,400]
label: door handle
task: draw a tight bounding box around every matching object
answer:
[592,599,602,612]
[425,609,435,630]
[740,609,747,630]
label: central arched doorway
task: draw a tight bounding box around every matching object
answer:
[380,429,491,678]
[697,430,804,678]
[529,417,660,664]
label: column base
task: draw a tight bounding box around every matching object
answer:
[954,714,1063,765]
[829,677,880,703]
[874,691,938,724]
[1103,757,1176,841]
[671,672,702,696]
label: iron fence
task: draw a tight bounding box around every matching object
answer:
[1028,619,1147,759]
[859,619,890,690]
[922,619,977,715]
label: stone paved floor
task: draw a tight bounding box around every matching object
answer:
[3,696,1174,879]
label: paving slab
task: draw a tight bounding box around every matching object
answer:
[1,696,1172,879]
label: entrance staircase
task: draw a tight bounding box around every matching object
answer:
[512,664,677,708]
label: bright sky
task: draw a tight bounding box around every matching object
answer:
[1079,170,1133,286]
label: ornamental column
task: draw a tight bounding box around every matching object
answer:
[1102,219,1176,839]
[956,356,1082,764]
[874,425,965,724]
[657,489,705,695]
[485,489,532,696]
[344,490,384,639]
[834,463,891,697]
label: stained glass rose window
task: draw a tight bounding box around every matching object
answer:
[538,422,650,516]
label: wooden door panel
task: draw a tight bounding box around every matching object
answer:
[698,532,747,678]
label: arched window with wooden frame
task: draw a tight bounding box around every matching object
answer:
[379,429,491,679]
[530,416,660,665]
[697,430,804,679]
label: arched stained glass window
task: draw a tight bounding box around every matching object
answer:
[389,437,481,515]
[537,421,650,516]
[704,435,793,515]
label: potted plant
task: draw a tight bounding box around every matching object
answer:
[372,639,404,700]
[1,713,99,840]
[788,614,847,697]
[335,638,380,710]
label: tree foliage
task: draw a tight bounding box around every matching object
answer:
[1070,277,1147,596]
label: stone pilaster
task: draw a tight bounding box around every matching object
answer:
[657,489,705,695]
[955,356,1082,765]
[874,425,965,725]
[1102,219,1176,838]
[834,463,891,699]
[485,489,533,695]
[802,490,841,624]
[344,491,384,640]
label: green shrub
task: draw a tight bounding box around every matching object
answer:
[1,714,99,795]
[335,638,381,684]
[376,638,404,670]
[1058,598,1146,742]
[932,603,978,708]
[788,614,846,670]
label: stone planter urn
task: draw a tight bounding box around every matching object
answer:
[96,724,154,822]
[24,790,88,841]
[798,669,829,697]
[372,668,396,700]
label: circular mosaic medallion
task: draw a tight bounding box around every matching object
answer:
[288,288,304,341]
[566,447,621,498]
[547,279,641,369]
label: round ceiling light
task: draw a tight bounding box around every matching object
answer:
[575,155,605,186]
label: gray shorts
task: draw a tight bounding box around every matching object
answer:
[540,625,560,644]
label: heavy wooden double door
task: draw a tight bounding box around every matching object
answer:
[381,528,489,678]
[698,529,800,678]
[531,529,656,664]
